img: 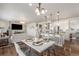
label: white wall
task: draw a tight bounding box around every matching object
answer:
[70,17,79,32]
[11,33,26,43]
[0,20,27,42]
[10,21,27,42]
[0,20,9,33]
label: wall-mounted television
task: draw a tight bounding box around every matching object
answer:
[11,24,22,30]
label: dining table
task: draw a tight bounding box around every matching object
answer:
[21,39,55,56]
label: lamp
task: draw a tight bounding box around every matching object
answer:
[57,11,60,26]
[56,11,60,34]
[35,3,47,15]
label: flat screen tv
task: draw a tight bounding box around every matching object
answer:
[11,24,22,30]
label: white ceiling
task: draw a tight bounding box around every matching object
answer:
[0,3,79,23]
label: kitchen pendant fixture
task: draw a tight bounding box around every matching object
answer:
[35,3,47,15]
[57,11,60,26]
[56,11,60,34]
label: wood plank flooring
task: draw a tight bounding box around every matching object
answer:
[0,45,17,56]
[0,40,79,56]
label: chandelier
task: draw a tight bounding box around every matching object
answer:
[35,3,47,15]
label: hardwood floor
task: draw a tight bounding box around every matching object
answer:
[0,40,79,56]
[0,45,17,56]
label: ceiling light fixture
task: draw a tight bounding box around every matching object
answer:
[35,3,47,15]
[29,3,33,6]
[56,11,60,34]
[57,11,60,26]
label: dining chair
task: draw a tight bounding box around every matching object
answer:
[13,42,25,56]
[52,35,66,56]
[42,50,49,56]
[48,45,56,56]
[63,40,72,55]
[53,39,72,56]
[53,45,65,56]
